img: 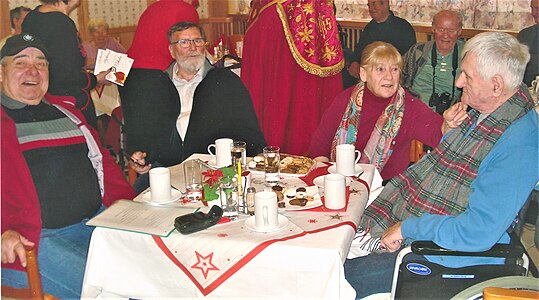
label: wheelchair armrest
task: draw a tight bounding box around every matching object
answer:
[410,241,524,258]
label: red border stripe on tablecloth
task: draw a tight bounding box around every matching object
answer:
[152,220,357,296]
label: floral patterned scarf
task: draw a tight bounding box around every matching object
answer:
[330,81,405,173]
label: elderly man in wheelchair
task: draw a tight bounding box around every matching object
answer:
[344,32,539,299]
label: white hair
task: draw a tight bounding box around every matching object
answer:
[462,32,530,91]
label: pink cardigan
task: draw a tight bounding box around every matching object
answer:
[308,86,443,180]
[1,94,135,270]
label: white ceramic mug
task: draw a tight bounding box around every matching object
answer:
[149,167,171,203]
[324,174,346,210]
[207,138,233,167]
[254,191,279,230]
[335,144,361,176]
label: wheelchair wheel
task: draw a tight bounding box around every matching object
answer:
[450,276,539,299]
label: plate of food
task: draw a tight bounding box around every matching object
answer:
[271,185,322,211]
[247,153,316,177]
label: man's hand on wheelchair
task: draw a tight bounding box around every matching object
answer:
[381,222,404,252]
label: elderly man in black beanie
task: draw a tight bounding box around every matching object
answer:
[1,33,135,298]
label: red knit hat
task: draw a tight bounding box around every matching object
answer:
[128,0,199,70]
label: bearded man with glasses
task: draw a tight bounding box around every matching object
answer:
[124,21,266,192]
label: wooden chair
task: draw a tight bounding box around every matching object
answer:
[206,17,234,47]
[409,139,425,163]
[228,34,244,57]
[483,286,539,300]
[1,245,58,300]
[103,106,139,185]
[128,164,138,185]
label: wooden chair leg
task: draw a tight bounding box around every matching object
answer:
[128,164,138,185]
[1,245,59,300]
[25,245,44,300]
[410,139,425,163]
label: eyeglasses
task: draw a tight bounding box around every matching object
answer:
[171,38,206,48]
[434,27,459,34]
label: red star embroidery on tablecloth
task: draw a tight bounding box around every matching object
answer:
[349,188,361,194]
[308,219,318,223]
[191,251,220,279]
[328,213,344,221]
[180,198,190,204]
[217,233,228,237]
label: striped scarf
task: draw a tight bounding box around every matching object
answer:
[360,85,534,238]
[330,81,405,172]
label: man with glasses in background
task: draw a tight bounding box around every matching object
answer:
[128,22,265,189]
[347,0,416,84]
[401,10,464,114]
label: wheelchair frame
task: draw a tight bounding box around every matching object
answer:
[389,241,530,299]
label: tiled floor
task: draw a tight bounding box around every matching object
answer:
[520,225,539,276]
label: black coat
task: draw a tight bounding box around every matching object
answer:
[119,63,266,167]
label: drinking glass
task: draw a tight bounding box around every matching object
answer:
[231,140,247,168]
[263,146,280,186]
[219,176,238,219]
[183,160,203,202]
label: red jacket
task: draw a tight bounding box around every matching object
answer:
[1,94,135,270]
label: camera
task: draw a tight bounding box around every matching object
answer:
[429,92,452,115]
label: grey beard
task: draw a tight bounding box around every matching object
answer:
[178,56,205,75]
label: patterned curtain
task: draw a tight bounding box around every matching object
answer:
[334,0,535,31]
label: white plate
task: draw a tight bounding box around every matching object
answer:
[247,155,316,177]
[313,175,352,188]
[281,186,323,211]
[142,188,183,205]
[244,214,289,233]
[248,169,306,178]
[327,164,364,176]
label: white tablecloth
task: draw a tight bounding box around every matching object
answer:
[81,154,382,299]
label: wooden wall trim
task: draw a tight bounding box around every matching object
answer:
[108,26,138,34]
[228,14,518,44]
[78,0,90,42]
[1,0,12,39]
[337,18,518,42]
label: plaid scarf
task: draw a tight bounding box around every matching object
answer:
[360,85,534,238]
[330,82,405,172]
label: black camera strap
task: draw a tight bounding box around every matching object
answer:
[431,43,459,105]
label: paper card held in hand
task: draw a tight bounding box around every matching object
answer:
[94,49,134,86]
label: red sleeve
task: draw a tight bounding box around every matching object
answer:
[100,140,137,206]
[1,109,42,271]
[408,96,444,147]
[308,87,354,158]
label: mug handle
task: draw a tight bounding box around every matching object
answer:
[354,150,361,164]
[207,144,216,159]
